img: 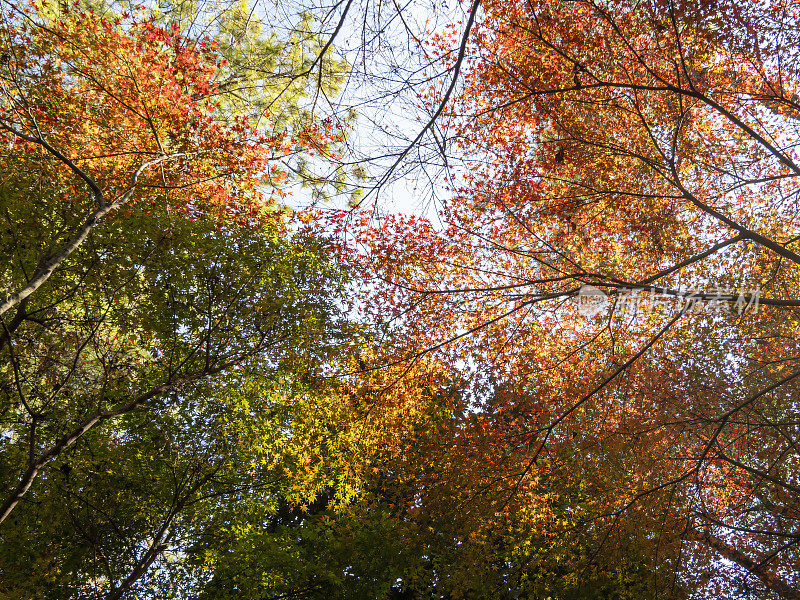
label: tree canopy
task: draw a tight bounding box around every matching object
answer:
[2,0,800,598]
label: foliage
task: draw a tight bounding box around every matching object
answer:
[5,0,800,597]
[0,1,356,597]
[344,0,800,597]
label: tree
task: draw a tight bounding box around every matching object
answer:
[346,0,800,596]
[0,1,357,595]
[172,366,678,600]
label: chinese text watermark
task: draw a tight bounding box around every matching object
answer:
[576,285,760,318]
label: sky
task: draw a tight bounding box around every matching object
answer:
[274,0,473,218]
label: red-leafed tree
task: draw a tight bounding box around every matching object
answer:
[347,0,800,596]
[0,1,338,318]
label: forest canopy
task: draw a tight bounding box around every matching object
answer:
[1,0,800,599]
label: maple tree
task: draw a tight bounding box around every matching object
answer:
[0,1,362,596]
[6,0,800,596]
[0,0,340,313]
[167,366,674,600]
[0,0,344,506]
[344,0,800,596]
